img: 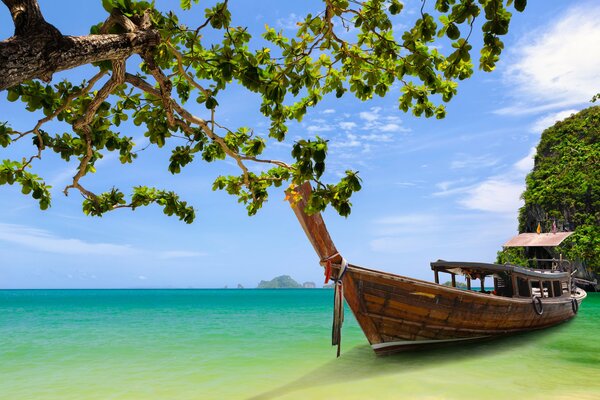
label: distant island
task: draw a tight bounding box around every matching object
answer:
[257,275,317,289]
[443,281,467,289]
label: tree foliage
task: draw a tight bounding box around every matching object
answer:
[1,0,527,221]
[499,106,600,271]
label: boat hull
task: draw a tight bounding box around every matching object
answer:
[340,265,587,355]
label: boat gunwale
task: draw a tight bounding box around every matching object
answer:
[339,262,586,304]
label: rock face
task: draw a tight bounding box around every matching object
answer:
[237,284,244,289]
[302,281,316,288]
[505,106,599,290]
[257,275,302,289]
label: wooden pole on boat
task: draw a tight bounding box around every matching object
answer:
[466,277,471,290]
[451,273,456,288]
[539,280,544,298]
[286,181,384,349]
[434,269,440,284]
[287,182,341,265]
[480,276,485,293]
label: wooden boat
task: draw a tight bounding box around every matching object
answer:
[288,183,587,355]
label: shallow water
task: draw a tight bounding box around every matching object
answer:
[1,289,598,399]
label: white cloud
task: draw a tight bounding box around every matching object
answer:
[395,181,418,188]
[331,133,361,148]
[494,100,578,117]
[372,213,442,237]
[530,109,578,134]
[513,147,536,174]
[159,250,206,259]
[500,4,600,114]
[339,121,357,131]
[0,223,137,256]
[369,212,516,255]
[138,275,148,280]
[375,213,438,226]
[458,179,524,214]
[317,107,410,174]
[433,178,475,196]
[436,146,539,215]
[48,167,77,192]
[0,223,207,261]
[359,107,381,122]
[357,107,410,133]
[361,133,393,142]
[380,123,410,133]
[450,154,499,170]
[322,109,336,114]
[370,236,423,253]
[276,13,301,30]
[307,124,334,133]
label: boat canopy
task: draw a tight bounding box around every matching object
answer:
[430,260,569,279]
[502,232,573,248]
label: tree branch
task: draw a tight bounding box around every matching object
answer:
[1,0,58,36]
[64,61,126,199]
[0,30,159,90]
[124,73,292,185]
[14,70,106,172]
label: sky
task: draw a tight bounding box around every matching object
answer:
[1,1,599,289]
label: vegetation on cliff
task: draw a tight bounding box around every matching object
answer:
[499,106,599,272]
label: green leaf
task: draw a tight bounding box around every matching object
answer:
[205,97,218,110]
[446,23,460,40]
[514,0,527,12]
[389,0,403,15]
[101,0,114,13]
[6,90,19,102]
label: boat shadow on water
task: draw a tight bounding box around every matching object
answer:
[246,323,571,400]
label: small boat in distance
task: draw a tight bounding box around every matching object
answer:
[288,182,587,356]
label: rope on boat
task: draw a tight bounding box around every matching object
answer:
[319,253,348,357]
[571,298,579,314]
[331,258,348,358]
[322,253,340,284]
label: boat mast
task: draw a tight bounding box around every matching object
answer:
[287,182,342,266]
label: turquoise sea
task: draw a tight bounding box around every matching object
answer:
[1,289,599,399]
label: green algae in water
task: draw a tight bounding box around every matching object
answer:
[1,290,599,400]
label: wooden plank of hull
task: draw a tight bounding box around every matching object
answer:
[361,282,573,329]
[343,264,583,354]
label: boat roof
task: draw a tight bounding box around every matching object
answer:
[430,260,569,279]
[503,232,574,248]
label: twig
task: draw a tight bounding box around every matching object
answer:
[65,60,126,198]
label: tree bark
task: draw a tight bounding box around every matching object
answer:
[2,0,51,36]
[0,32,160,90]
[0,0,160,90]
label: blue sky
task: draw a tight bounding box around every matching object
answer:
[1,1,599,288]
